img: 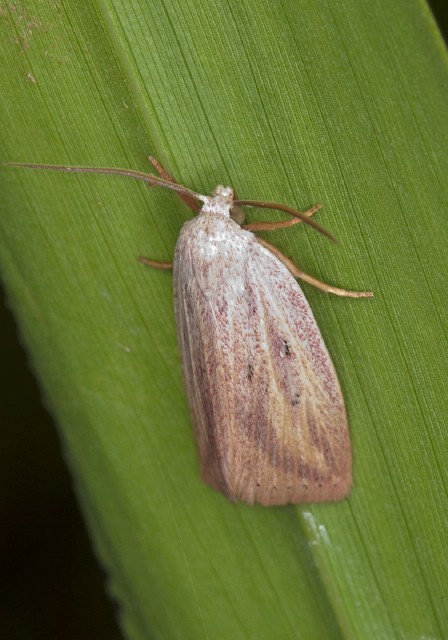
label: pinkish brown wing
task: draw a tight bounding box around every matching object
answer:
[173,214,351,506]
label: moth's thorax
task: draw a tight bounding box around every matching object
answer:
[200,185,236,218]
[175,207,252,289]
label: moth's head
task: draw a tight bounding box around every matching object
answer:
[212,185,235,200]
[211,185,245,225]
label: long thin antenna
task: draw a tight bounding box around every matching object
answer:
[234,199,337,243]
[6,162,206,203]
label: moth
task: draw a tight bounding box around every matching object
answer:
[8,157,373,506]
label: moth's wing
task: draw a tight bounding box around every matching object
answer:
[174,220,351,506]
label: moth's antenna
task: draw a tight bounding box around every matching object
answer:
[234,199,337,243]
[6,162,206,203]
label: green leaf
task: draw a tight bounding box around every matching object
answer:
[1,0,447,638]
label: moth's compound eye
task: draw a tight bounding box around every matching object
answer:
[230,205,245,226]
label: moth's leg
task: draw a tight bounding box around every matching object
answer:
[148,156,175,182]
[139,157,198,268]
[138,257,173,269]
[243,204,321,232]
[256,236,373,298]
[148,156,201,214]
